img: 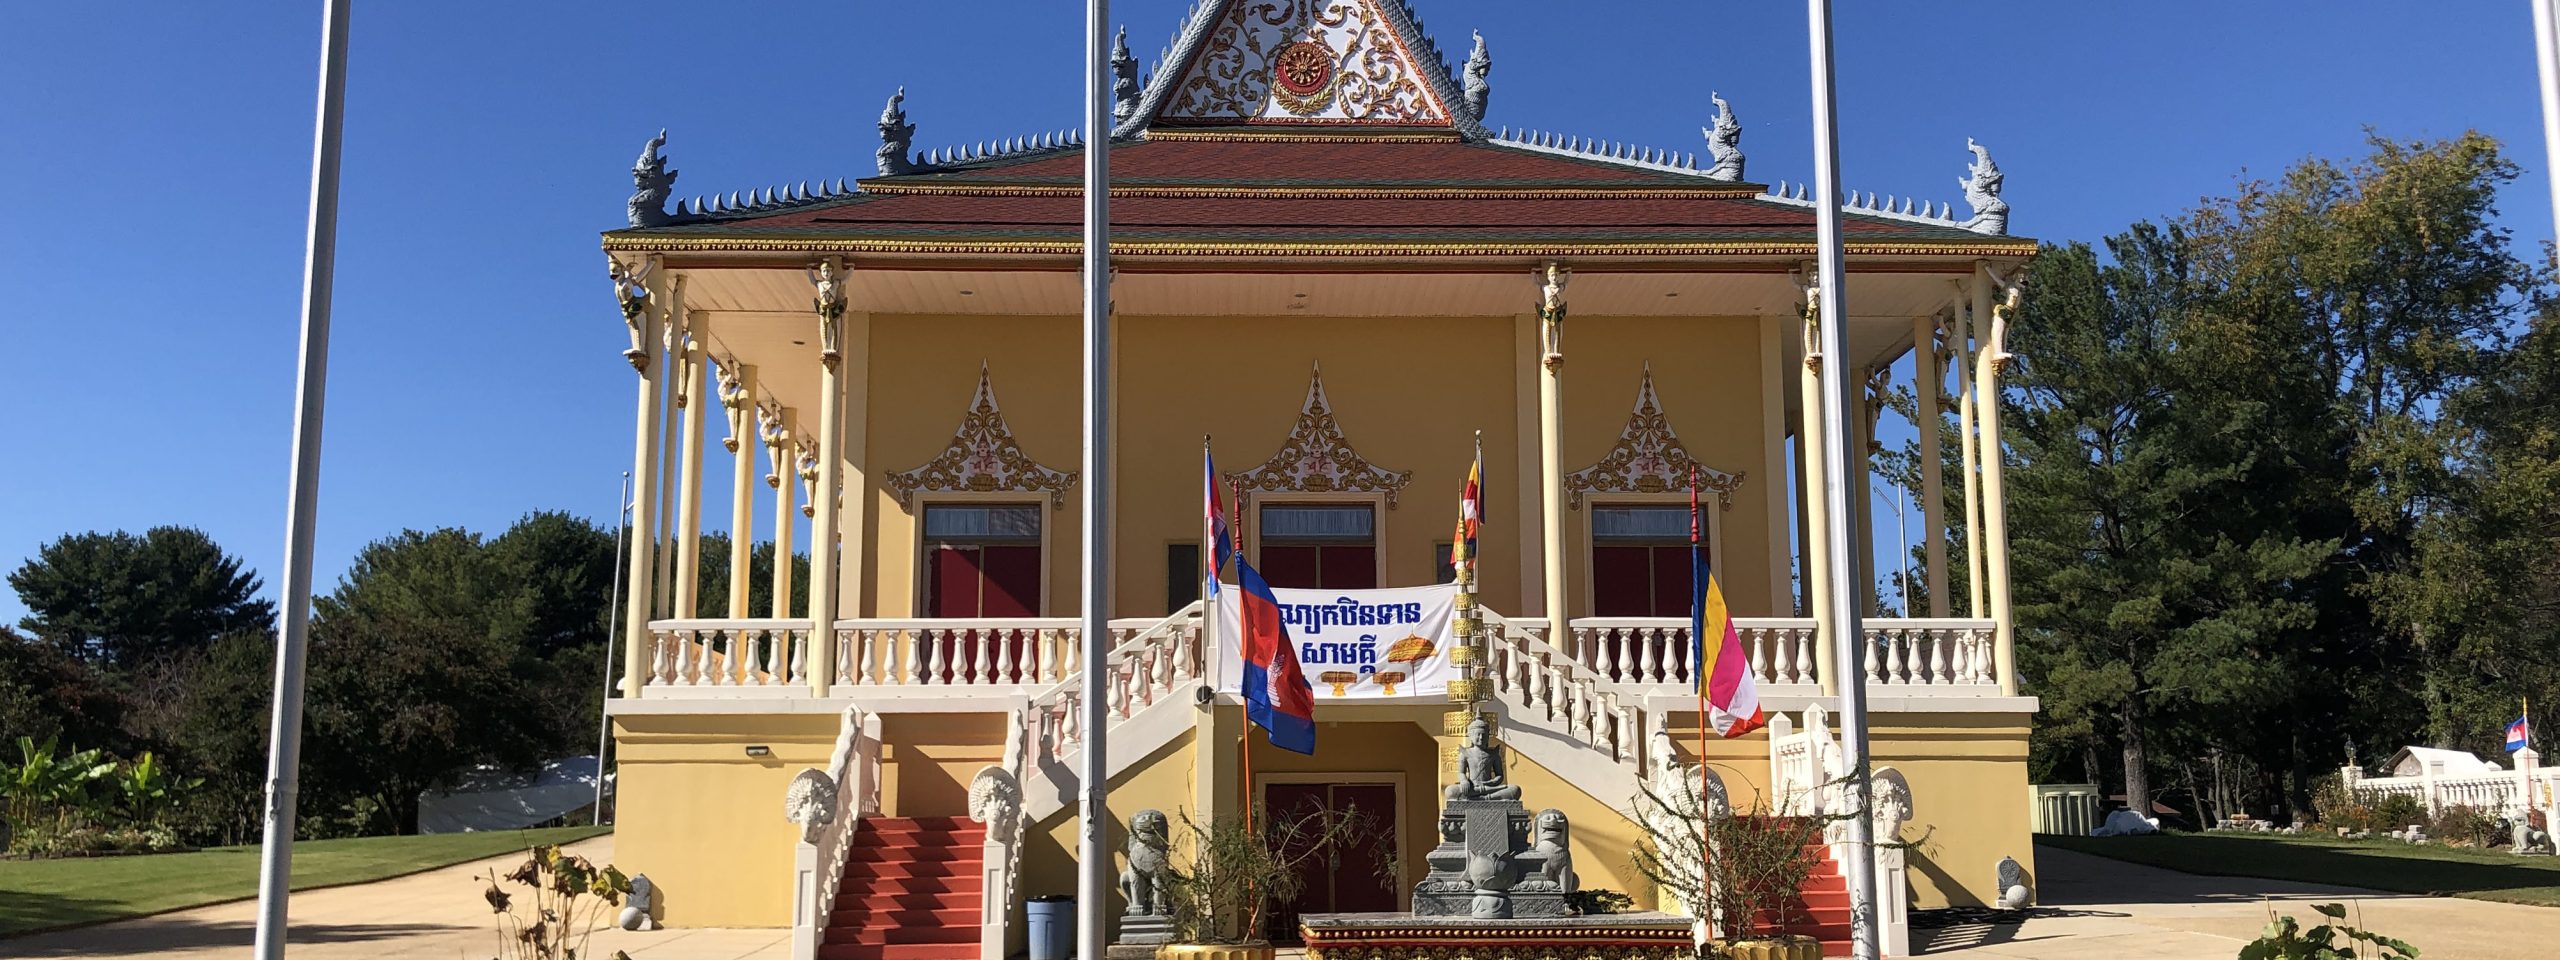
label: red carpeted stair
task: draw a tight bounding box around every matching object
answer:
[1756,841,1853,958]
[819,816,986,960]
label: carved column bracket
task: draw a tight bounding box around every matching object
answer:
[809,259,849,369]
[1534,261,1571,369]
[609,256,656,371]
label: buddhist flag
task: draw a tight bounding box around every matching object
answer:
[1451,446,1483,575]
[1691,466,1763,738]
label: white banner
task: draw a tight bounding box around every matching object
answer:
[1216,583,1459,701]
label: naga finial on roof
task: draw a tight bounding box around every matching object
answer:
[1959,138,2008,235]
[1462,31,1491,121]
[1702,92,1743,182]
[1112,27,1141,124]
[628,129,678,227]
[877,88,919,176]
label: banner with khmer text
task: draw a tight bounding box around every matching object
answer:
[1216,583,1458,700]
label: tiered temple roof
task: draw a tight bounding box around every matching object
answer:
[603,0,2031,260]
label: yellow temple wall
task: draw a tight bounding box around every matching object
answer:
[851,311,1784,621]
[609,713,840,928]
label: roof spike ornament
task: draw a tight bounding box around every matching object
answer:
[1702,91,1745,182]
[877,87,920,176]
[1959,137,2011,235]
[1461,31,1491,122]
[1111,26,1142,124]
[626,129,679,228]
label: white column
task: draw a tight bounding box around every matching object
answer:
[839,313,872,618]
[674,314,710,618]
[1916,313,1949,618]
[654,279,686,619]
[1794,281,1837,694]
[1535,262,1572,653]
[807,261,850,695]
[724,363,759,618]
[1760,311,1794,616]
[1975,268,2020,696]
[769,407,799,620]
[1958,276,1987,618]
[1514,312,1544,620]
[615,256,667,699]
[1856,365,1881,615]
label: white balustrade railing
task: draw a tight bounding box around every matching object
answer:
[2344,752,2560,822]
[646,619,815,690]
[1563,617,1999,692]
[1484,612,1644,771]
[1027,602,1207,767]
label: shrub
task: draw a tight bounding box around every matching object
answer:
[2311,775,2373,832]
[1565,888,1635,916]
[2427,805,2498,847]
[480,844,630,960]
[2371,794,2426,831]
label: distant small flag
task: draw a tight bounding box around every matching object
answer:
[1450,449,1483,575]
[1205,447,1233,596]
[1691,466,1763,738]
[2509,715,2531,754]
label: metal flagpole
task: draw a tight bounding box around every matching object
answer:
[2531,0,2560,240]
[595,471,633,826]
[1079,0,1114,957]
[252,1,350,956]
[1805,1,1880,957]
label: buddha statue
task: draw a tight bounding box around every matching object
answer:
[1445,716,1523,802]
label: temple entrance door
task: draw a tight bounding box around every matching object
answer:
[1261,779,1400,941]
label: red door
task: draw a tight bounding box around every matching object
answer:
[921,504,1043,682]
[1263,782,1400,940]
[1257,503,1377,590]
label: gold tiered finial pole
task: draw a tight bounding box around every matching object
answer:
[1445,431,1489,784]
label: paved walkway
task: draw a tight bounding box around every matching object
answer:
[1918,844,2560,959]
[5,836,788,960]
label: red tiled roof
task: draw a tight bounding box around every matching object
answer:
[881,137,1716,189]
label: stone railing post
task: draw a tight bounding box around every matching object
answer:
[2421,758,2444,816]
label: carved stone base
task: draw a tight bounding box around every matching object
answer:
[1301,913,1695,960]
[1413,800,1529,917]
[1116,915,1176,946]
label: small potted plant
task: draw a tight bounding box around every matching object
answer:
[1159,805,1383,960]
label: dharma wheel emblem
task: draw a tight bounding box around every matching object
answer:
[1272,39,1338,115]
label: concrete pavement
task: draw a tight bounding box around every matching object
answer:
[1917,844,2560,959]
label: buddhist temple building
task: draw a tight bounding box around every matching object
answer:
[597,1,2039,956]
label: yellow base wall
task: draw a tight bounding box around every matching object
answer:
[610,713,840,928]
[1667,710,2036,909]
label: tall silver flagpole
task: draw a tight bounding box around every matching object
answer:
[1805,1,1880,958]
[596,471,633,825]
[1078,0,1114,958]
[252,0,351,956]
[2533,0,2560,238]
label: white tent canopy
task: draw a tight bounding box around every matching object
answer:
[417,755,611,834]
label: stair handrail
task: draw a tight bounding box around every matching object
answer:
[793,704,881,960]
[971,700,1034,960]
[1025,600,1206,765]
[1480,608,1647,773]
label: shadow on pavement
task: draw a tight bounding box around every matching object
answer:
[4,918,464,957]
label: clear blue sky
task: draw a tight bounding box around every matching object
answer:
[0,0,2548,623]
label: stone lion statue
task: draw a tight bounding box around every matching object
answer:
[1531,808,1578,892]
[783,768,837,833]
[1121,809,1173,917]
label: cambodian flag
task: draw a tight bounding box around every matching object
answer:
[1236,558,1316,755]
[1205,448,1233,597]
[2508,715,2531,753]
[1691,467,1763,738]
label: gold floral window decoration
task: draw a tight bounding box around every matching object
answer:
[887,362,1078,508]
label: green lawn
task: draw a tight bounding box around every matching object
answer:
[2041,831,2560,908]
[0,825,609,937]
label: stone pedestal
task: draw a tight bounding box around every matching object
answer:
[1412,799,1568,919]
[1301,913,1694,960]
[1116,914,1175,945]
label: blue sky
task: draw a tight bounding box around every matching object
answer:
[0,1,2548,623]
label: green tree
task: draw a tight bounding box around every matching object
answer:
[0,627,129,752]
[485,512,619,659]
[8,527,275,669]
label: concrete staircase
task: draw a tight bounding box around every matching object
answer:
[1765,841,1852,958]
[819,816,986,960]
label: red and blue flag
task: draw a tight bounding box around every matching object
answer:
[1236,558,1316,755]
[1205,449,1233,596]
[2508,715,2531,753]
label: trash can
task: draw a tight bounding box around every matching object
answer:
[1027,894,1075,960]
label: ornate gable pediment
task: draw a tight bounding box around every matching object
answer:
[1139,0,1470,132]
[1565,366,1745,510]
[888,364,1077,507]
[1228,364,1413,506]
